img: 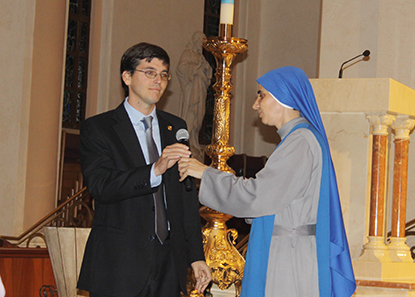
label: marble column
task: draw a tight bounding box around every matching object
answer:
[388,116,415,262]
[359,113,395,262]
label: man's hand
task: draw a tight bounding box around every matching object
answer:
[153,143,191,176]
[191,260,212,294]
[178,157,208,180]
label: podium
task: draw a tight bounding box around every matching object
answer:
[310,78,415,284]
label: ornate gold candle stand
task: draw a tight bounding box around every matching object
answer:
[199,24,248,297]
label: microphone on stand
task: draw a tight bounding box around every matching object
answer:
[338,50,370,78]
[176,128,193,191]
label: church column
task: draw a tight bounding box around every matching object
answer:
[359,113,395,261]
[388,116,415,262]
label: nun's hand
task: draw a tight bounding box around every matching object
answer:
[178,157,208,180]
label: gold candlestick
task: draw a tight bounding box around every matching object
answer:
[200,24,247,297]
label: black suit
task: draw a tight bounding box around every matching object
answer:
[77,103,204,296]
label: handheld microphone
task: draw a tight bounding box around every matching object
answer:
[338,50,370,78]
[176,128,193,191]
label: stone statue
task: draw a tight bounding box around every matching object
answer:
[176,31,212,161]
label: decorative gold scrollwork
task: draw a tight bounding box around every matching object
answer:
[198,32,247,297]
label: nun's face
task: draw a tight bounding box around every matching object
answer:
[253,84,286,128]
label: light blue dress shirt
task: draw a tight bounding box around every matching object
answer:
[124,98,162,187]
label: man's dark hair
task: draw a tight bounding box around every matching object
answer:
[120,42,170,97]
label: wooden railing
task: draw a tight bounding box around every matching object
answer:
[0,187,93,248]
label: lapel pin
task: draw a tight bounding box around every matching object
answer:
[168,126,173,131]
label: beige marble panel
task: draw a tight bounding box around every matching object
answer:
[321,112,371,259]
[310,78,415,116]
[389,79,415,117]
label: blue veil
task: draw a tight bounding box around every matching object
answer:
[241,66,356,296]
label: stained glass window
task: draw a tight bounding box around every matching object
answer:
[82,0,90,16]
[63,90,73,123]
[62,0,91,129]
[69,0,78,14]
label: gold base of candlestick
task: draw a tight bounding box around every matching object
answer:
[199,29,248,297]
[200,207,244,296]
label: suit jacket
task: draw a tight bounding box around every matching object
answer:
[77,103,204,296]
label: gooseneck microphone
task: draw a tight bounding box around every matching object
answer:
[338,50,370,78]
[176,128,193,191]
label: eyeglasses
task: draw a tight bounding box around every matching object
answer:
[134,69,172,81]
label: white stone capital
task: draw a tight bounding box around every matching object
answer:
[391,115,415,140]
[365,113,396,136]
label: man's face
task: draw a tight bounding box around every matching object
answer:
[252,84,286,128]
[122,58,169,114]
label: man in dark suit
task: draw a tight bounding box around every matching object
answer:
[77,42,211,297]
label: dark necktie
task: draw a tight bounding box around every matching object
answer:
[142,116,168,244]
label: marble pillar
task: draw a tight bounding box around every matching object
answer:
[388,116,415,262]
[359,113,395,262]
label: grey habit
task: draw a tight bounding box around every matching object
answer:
[199,117,322,296]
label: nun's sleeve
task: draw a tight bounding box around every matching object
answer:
[199,130,318,218]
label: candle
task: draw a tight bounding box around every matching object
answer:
[219,0,234,25]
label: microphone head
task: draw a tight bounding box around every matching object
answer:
[363,50,370,57]
[176,128,189,142]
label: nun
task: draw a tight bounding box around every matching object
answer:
[178,66,356,297]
